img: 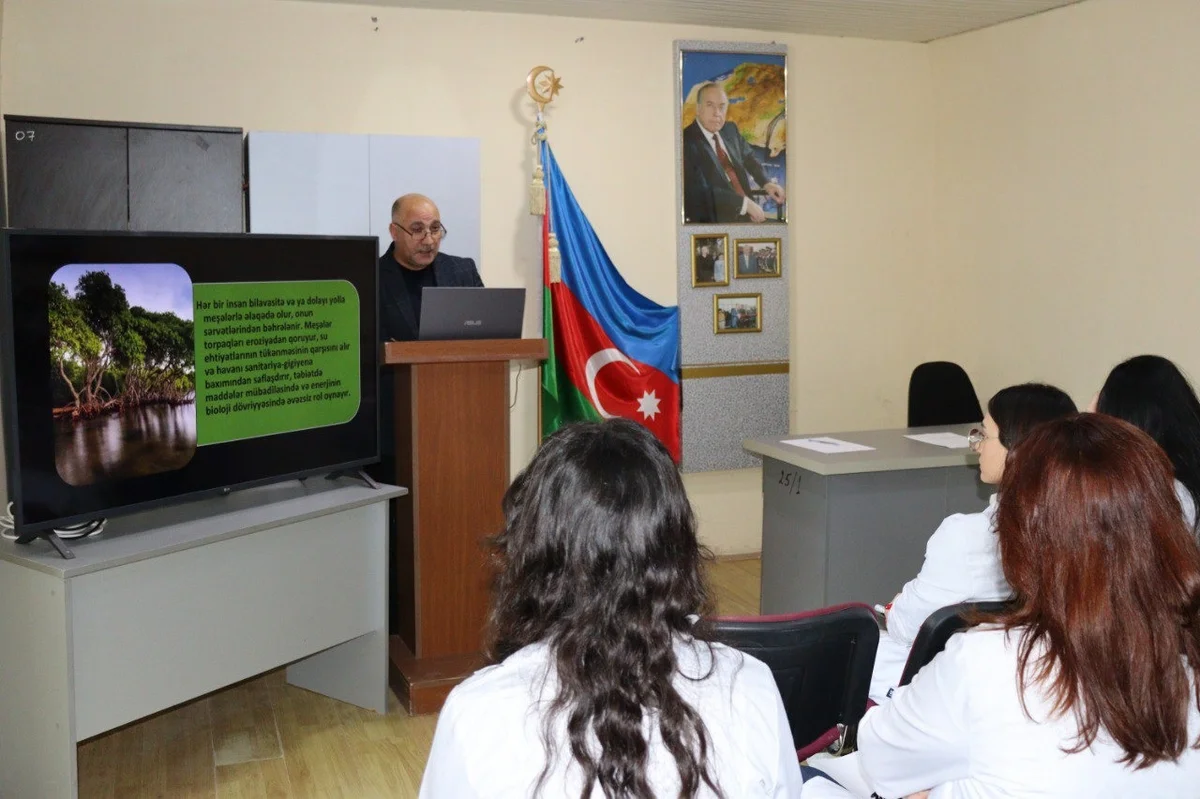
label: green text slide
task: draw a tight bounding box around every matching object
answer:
[192,280,360,445]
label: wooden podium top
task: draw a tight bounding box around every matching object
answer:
[383,338,549,365]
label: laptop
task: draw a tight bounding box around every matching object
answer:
[418,287,526,341]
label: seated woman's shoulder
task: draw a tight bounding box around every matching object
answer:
[931,506,993,538]
[939,624,1019,667]
[441,643,553,716]
[677,638,778,697]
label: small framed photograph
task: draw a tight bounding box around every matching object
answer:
[713,293,762,334]
[691,234,730,287]
[733,238,781,279]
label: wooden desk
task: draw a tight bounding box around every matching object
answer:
[744,425,988,614]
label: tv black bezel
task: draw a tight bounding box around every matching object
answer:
[0,228,382,540]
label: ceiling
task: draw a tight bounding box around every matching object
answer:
[294,0,1088,43]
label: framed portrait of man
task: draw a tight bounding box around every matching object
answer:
[680,49,787,226]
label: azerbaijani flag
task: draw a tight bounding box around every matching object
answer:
[539,143,682,460]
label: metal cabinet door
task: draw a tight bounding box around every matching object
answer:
[6,120,129,231]
[128,127,244,233]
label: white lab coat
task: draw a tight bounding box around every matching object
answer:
[803,627,1200,798]
[868,495,1010,703]
[419,637,804,798]
[1175,479,1197,531]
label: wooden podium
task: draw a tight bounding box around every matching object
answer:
[383,338,548,713]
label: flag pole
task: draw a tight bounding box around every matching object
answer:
[526,66,562,446]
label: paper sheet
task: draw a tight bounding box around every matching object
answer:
[782,437,875,454]
[905,432,972,449]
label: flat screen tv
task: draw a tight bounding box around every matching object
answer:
[0,230,379,541]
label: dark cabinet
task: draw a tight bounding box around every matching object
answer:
[4,116,245,233]
[6,120,129,230]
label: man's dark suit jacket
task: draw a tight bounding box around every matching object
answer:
[683,121,771,224]
[378,244,484,342]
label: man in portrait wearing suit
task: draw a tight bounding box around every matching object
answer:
[378,193,483,342]
[683,83,786,224]
[694,242,715,283]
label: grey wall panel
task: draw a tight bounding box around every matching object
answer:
[128,128,244,233]
[367,135,481,267]
[681,372,789,472]
[677,222,790,365]
[6,121,128,230]
[671,41,791,471]
[247,132,370,236]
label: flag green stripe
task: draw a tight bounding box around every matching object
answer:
[549,379,603,427]
[541,284,602,437]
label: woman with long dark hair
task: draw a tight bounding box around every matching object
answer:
[805,414,1200,798]
[868,382,1076,703]
[1091,354,1200,530]
[419,419,803,798]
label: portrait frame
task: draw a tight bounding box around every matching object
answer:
[690,233,730,287]
[733,237,782,279]
[713,293,762,334]
[678,47,788,226]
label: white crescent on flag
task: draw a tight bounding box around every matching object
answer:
[584,348,639,418]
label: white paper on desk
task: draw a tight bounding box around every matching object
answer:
[905,432,971,449]
[782,437,875,454]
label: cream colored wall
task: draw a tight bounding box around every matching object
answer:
[929,0,1200,409]
[0,0,936,553]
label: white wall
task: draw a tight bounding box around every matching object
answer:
[930,0,1200,407]
[1,0,937,553]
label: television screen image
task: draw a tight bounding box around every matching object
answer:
[1,231,379,538]
[49,262,197,486]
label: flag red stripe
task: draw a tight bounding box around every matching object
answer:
[550,281,681,460]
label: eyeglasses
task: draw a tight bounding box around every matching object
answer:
[967,427,992,452]
[391,221,447,240]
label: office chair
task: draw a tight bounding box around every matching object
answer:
[713,603,879,760]
[897,599,1012,687]
[907,361,984,428]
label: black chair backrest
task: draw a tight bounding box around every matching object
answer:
[907,361,983,428]
[713,604,879,751]
[898,599,1012,687]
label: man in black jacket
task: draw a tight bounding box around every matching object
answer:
[682,83,786,224]
[378,193,483,341]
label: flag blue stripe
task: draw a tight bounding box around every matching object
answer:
[542,143,680,382]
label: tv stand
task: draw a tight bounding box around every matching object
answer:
[0,479,404,799]
[325,468,380,490]
[42,532,75,560]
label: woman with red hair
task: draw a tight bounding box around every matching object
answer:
[803,414,1200,797]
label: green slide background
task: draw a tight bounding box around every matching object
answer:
[193,280,360,445]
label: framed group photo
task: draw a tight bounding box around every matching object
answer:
[713,293,762,334]
[734,238,781,278]
[679,48,787,225]
[691,233,729,287]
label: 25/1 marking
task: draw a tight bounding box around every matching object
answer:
[777,469,802,495]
